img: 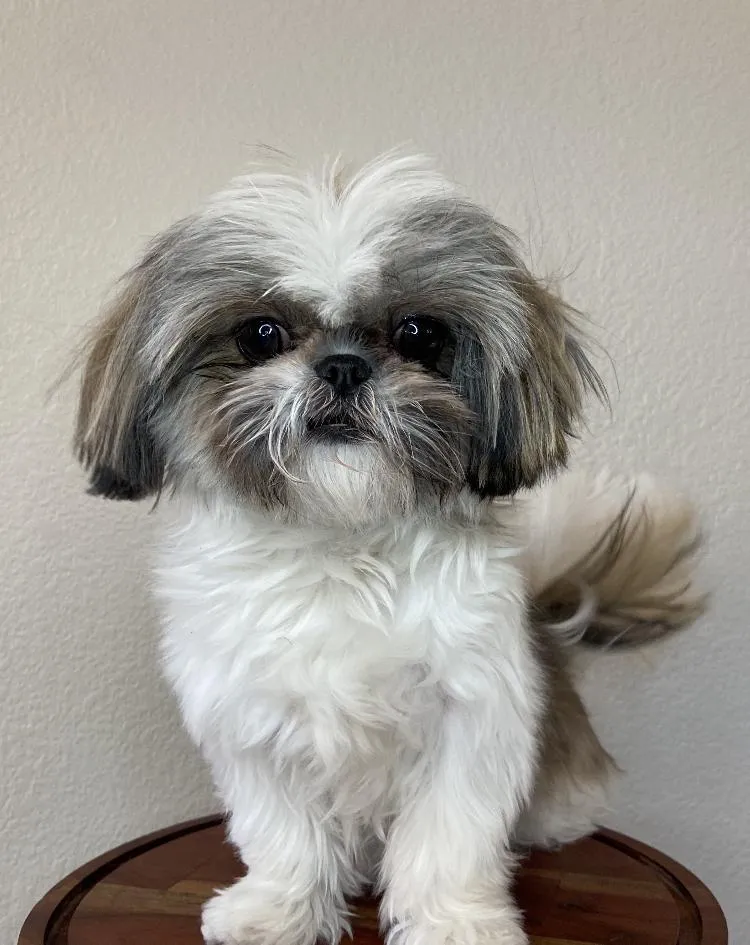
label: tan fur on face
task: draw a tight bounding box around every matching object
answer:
[72,152,605,507]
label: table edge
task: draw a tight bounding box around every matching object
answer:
[17,817,727,945]
[17,815,224,945]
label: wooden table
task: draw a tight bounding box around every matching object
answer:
[18,815,727,945]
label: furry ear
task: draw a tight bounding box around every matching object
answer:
[465,281,605,497]
[74,270,165,500]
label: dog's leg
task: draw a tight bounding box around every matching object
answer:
[202,752,356,945]
[515,642,617,849]
[379,673,539,945]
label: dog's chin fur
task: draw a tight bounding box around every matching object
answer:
[72,152,705,945]
[287,442,417,529]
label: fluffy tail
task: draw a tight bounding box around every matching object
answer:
[519,469,706,649]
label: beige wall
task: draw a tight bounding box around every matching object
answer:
[1,1,747,939]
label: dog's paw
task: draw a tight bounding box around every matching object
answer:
[387,917,528,945]
[201,886,255,945]
[201,877,344,945]
[482,921,528,945]
[387,912,528,945]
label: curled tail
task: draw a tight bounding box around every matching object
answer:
[520,468,707,649]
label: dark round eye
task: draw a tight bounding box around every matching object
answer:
[236,318,290,361]
[392,316,449,366]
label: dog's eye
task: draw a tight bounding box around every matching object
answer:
[236,318,290,361]
[392,316,449,366]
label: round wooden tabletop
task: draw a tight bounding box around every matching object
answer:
[18,815,727,945]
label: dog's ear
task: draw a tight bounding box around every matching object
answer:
[465,280,605,497]
[74,268,165,500]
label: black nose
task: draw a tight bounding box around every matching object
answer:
[315,354,372,395]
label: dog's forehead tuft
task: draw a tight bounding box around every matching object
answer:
[204,153,463,326]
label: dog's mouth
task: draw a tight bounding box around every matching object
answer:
[305,412,365,442]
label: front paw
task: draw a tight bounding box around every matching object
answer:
[201,876,345,945]
[387,915,528,945]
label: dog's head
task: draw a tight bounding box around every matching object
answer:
[75,153,603,526]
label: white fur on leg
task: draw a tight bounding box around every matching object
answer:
[199,749,355,945]
[383,818,528,945]
[379,622,542,945]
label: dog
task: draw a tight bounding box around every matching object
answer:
[73,152,704,945]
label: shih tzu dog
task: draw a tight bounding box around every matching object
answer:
[73,153,703,945]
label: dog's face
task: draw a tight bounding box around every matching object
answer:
[75,154,602,525]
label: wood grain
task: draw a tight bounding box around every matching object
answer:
[18,816,727,945]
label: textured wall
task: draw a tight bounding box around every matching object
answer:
[1,1,747,940]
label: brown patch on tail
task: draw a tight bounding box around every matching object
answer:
[533,477,707,649]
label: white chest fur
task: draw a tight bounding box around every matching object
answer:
[159,505,539,821]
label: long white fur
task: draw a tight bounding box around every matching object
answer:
[161,493,539,945]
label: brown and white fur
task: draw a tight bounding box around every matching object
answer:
[73,152,704,945]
